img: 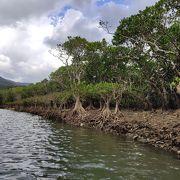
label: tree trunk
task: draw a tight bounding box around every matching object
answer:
[113,99,124,118]
[73,96,85,114]
[149,80,168,110]
[59,103,62,110]
[144,96,152,110]
[161,86,169,110]
[86,99,95,110]
[98,100,103,111]
[171,90,180,109]
[63,103,67,110]
[114,100,120,115]
[53,102,57,109]
[176,82,180,95]
[102,99,111,118]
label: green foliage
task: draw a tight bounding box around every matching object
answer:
[0,91,4,105]
[50,66,71,90]
[95,83,113,96]
[170,77,180,89]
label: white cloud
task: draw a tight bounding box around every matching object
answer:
[45,9,109,46]
[0,0,69,25]
[0,54,11,69]
[0,17,61,83]
[0,0,159,83]
[46,0,159,46]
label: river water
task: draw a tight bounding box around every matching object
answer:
[0,109,180,180]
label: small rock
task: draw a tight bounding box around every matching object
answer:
[133,135,138,140]
[139,138,147,143]
[80,123,84,127]
[172,147,178,153]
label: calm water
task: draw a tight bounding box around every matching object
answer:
[0,109,179,180]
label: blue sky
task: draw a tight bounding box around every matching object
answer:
[58,5,72,17]
[56,0,127,19]
[59,0,126,16]
[96,0,125,6]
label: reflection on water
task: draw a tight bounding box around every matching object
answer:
[0,109,179,179]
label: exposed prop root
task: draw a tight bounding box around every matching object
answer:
[72,96,86,118]
[98,101,104,111]
[102,107,112,119]
[113,107,124,118]
[112,113,124,121]
[72,106,86,115]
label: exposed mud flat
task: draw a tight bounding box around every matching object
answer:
[8,106,180,158]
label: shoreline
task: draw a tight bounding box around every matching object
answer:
[4,106,180,158]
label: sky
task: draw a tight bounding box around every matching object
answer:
[0,0,159,83]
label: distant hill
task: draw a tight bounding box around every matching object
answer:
[0,76,30,87]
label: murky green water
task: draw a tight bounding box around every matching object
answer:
[0,109,179,179]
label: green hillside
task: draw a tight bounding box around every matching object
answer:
[0,76,29,87]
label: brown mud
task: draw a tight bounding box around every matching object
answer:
[5,106,180,158]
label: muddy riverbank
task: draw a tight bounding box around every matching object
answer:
[5,106,180,158]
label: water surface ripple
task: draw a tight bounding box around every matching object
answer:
[0,109,179,179]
